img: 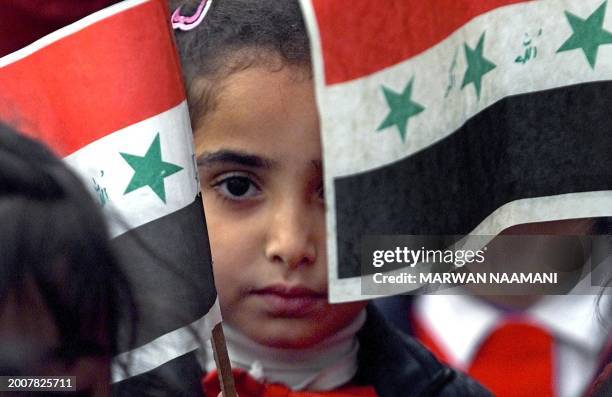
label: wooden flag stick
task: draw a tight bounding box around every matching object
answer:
[211,323,237,397]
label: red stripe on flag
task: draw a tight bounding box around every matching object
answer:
[0,0,185,157]
[311,0,532,85]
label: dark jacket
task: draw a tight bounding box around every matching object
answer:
[354,305,491,397]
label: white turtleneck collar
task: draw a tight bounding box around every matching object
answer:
[203,310,367,391]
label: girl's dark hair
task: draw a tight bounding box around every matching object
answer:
[170,0,311,128]
[0,122,135,374]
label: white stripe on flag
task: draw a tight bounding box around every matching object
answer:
[63,101,199,238]
[111,298,222,383]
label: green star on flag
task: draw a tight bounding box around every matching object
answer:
[120,133,183,203]
[377,77,425,142]
[461,32,496,99]
[557,1,612,69]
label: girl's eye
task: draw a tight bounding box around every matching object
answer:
[213,175,260,200]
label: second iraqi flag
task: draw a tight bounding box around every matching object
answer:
[300,0,612,302]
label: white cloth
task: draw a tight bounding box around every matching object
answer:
[415,293,610,397]
[203,310,366,391]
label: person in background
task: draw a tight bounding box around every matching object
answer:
[171,0,490,395]
[375,219,611,397]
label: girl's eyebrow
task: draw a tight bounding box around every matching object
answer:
[197,150,275,169]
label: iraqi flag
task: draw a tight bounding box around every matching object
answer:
[0,0,221,393]
[300,0,612,302]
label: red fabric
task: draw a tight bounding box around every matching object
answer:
[202,369,378,397]
[468,322,554,397]
[414,316,555,397]
[0,0,120,57]
[310,0,532,84]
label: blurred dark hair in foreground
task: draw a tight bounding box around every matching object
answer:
[0,122,135,394]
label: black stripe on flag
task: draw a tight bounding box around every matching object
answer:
[335,81,612,278]
[112,349,203,396]
[113,195,216,348]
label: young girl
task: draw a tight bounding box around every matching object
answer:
[171,1,490,395]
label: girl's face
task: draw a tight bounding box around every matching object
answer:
[195,65,365,348]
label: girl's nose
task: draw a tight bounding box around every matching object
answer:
[264,198,317,269]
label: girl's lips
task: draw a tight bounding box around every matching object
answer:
[251,285,326,317]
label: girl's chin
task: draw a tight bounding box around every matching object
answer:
[240,320,329,349]
[254,335,323,349]
[223,301,367,349]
